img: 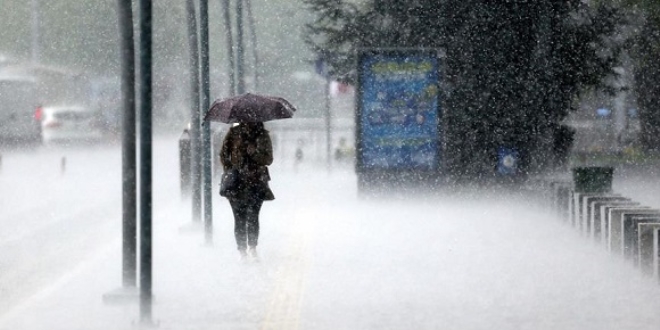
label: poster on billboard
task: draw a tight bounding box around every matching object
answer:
[356,48,442,173]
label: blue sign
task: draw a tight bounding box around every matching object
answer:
[596,108,611,118]
[357,50,440,170]
[497,147,519,175]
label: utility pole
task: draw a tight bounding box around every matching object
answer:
[103,0,138,305]
[324,75,332,171]
[317,55,332,171]
[222,0,236,96]
[199,0,213,244]
[245,0,259,90]
[30,0,40,64]
[117,0,137,290]
[236,0,245,94]
[138,0,154,323]
[186,0,202,224]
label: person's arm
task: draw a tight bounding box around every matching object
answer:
[248,133,273,166]
[220,129,234,171]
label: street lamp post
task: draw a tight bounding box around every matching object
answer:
[222,0,236,96]
[31,0,40,64]
[236,0,245,94]
[199,0,213,244]
[117,0,137,290]
[138,0,153,323]
[186,0,202,224]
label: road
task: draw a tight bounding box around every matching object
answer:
[2,136,660,329]
[0,142,118,314]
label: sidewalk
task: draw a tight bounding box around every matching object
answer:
[3,169,660,330]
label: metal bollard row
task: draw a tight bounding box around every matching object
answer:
[539,177,660,283]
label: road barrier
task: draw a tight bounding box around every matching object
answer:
[581,195,625,234]
[590,199,636,241]
[638,222,660,275]
[536,167,660,284]
[607,207,654,253]
[625,215,660,261]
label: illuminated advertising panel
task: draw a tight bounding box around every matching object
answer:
[356,49,441,171]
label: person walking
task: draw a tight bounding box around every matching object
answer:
[220,122,274,261]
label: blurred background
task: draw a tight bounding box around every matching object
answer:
[0,0,347,133]
[0,0,658,175]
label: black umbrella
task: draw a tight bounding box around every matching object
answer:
[204,92,296,123]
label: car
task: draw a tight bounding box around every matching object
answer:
[0,75,41,147]
[39,105,104,145]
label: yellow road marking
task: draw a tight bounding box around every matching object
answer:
[261,209,315,330]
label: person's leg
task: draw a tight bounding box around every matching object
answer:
[246,199,263,253]
[229,199,248,253]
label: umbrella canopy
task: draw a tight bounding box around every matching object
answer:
[204,93,296,123]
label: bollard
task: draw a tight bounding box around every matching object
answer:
[599,203,641,245]
[607,207,654,252]
[637,223,660,275]
[548,180,563,210]
[294,147,303,172]
[654,228,660,281]
[570,191,583,227]
[589,198,634,240]
[179,129,191,197]
[580,195,622,234]
[623,215,660,261]
[294,138,304,172]
[61,157,66,175]
[556,184,572,221]
[619,212,660,258]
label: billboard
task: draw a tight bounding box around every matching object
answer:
[356,49,442,172]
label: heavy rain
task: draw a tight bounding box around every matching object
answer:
[2,1,660,329]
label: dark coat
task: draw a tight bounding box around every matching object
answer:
[220,124,274,201]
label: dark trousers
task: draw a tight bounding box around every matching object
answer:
[229,197,263,251]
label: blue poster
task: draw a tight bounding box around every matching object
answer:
[497,147,520,175]
[358,50,440,170]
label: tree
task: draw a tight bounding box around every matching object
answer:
[304,0,625,179]
[613,0,660,150]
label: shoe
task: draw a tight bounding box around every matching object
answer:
[239,250,248,262]
[247,247,259,262]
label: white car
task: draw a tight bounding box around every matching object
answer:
[40,106,104,145]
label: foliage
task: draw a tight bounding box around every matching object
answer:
[0,0,188,74]
[628,20,660,150]
[0,0,326,122]
[611,0,660,150]
[303,0,626,179]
